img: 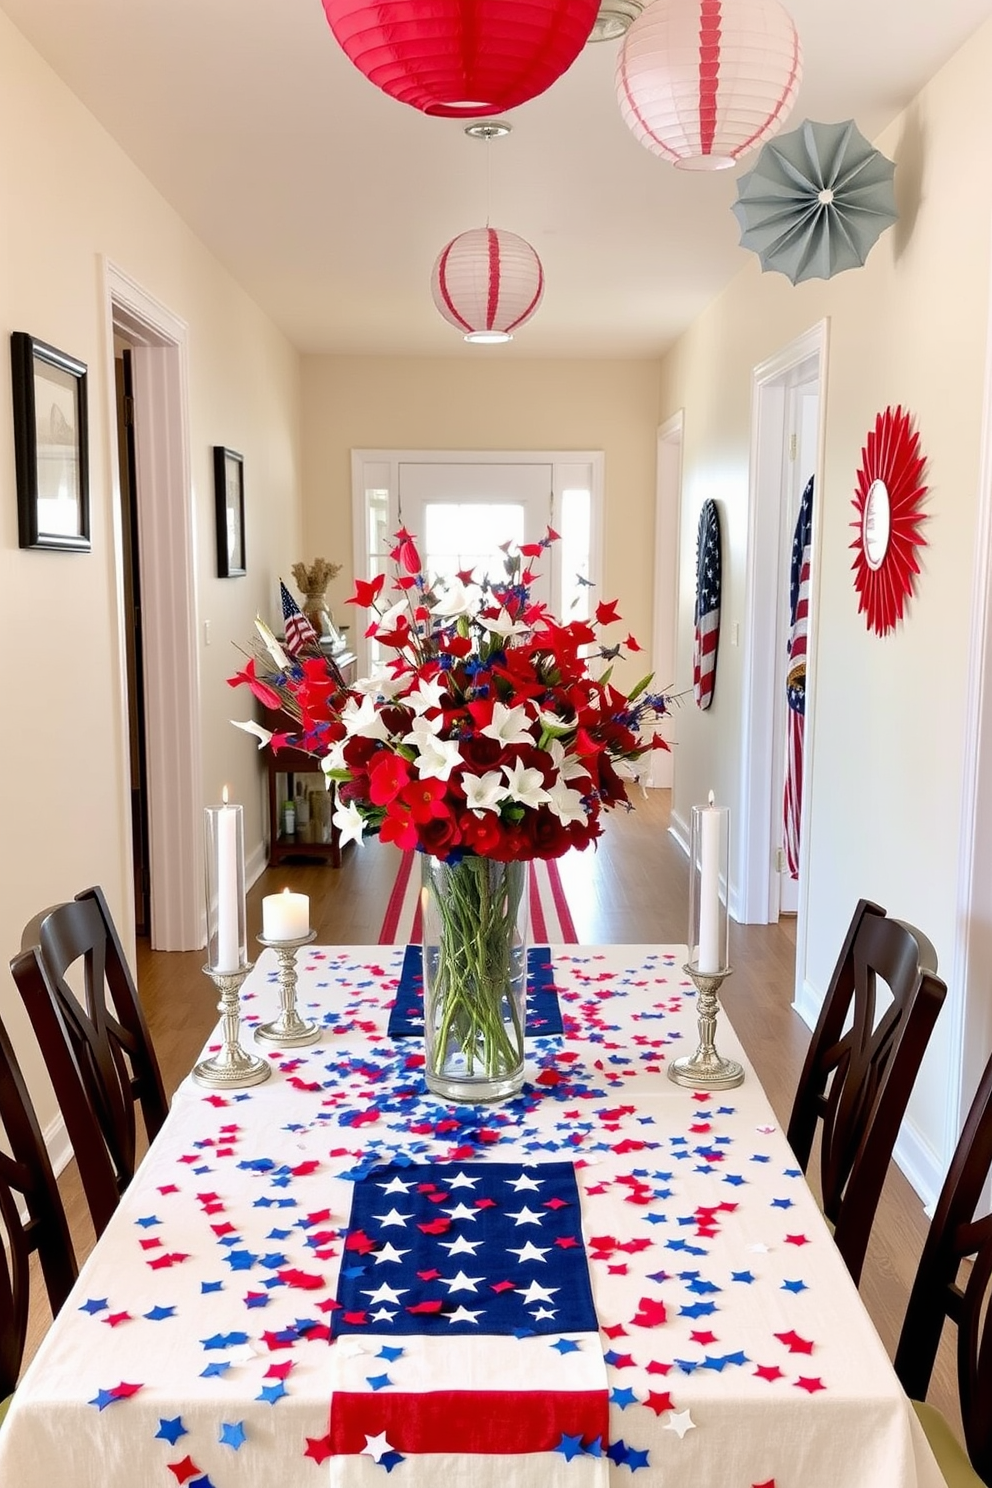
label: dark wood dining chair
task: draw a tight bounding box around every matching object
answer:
[786,898,946,1285]
[0,1009,78,1420]
[12,885,168,1240]
[893,1050,992,1487]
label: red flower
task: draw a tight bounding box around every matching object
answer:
[400,777,449,824]
[369,754,412,806]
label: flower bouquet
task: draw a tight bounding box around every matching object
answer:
[230,527,673,1100]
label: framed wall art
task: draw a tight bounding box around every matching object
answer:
[11,332,90,552]
[214,445,246,578]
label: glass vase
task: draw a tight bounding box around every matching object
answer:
[421,854,528,1103]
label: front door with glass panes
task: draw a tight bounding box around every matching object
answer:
[398,462,553,603]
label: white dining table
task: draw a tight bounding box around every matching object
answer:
[0,945,946,1488]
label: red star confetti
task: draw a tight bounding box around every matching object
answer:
[774,1330,814,1354]
[644,1391,675,1416]
[304,1434,333,1465]
[754,1365,785,1382]
[795,1376,826,1393]
[167,1457,201,1485]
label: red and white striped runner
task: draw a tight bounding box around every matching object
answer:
[378,853,578,945]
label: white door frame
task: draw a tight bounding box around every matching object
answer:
[350,449,604,678]
[648,412,683,788]
[738,322,828,973]
[102,259,202,950]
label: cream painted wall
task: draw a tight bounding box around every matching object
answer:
[658,18,992,1196]
[0,12,302,1136]
[300,355,662,688]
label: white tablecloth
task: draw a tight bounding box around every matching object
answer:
[0,946,945,1488]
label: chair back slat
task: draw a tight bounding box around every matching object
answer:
[12,885,167,1239]
[0,1011,77,1396]
[895,1050,992,1488]
[787,898,947,1284]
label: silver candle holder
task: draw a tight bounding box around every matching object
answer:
[668,962,744,1090]
[193,963,272,1089]
[254,930,321,1047]
[668,796,744,1091]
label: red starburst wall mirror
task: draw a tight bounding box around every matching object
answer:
[850,405,929,636]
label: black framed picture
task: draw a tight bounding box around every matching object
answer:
[213,445,246,577]
[11,332,90,552]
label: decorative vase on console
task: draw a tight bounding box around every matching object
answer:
[291,557,342,638]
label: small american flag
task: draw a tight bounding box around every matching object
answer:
[693,499,721,710]
[784,475,813,878]
[280,579,317,655]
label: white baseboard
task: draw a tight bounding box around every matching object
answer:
[45,1109,73,1179]
[668,813,689,856]
[893,1117,943,1216]
[792,977,821,1032]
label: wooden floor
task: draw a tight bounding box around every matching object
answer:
[22,788,960,1440]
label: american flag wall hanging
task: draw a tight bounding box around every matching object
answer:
[693,499,721,710]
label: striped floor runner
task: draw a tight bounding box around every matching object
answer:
[377,853,578,945]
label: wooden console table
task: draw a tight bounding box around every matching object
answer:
[261,648,356,869]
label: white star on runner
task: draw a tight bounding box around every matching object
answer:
[507,1241,550,1264]
[664,1410,696,1440]
[369,1308,397,1324]
[362,1432,394,1463]
[506,1206,543,1226]
[440,1235,483,1256]
[362,1283,407,1305]
[380,1177,414,1194]
[531,1306,558,1321]
[374,1242,410,1264]
[519,1279,559,1306]
[443,1203,479,1223]
[507,1173,543,1192]
[447,1172,481,1189]
[440,1271,484,1293]
[373,1209,412,1228]
[446,1306,483,1325]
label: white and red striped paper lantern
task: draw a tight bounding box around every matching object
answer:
[616,0,802,171]
[431,227,545,343]
[322,0,600,118]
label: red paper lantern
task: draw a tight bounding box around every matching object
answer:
[431,227,545,342]
[616,0,802,170]
[322,0,600,117]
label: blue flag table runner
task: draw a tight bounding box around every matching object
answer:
[388,943,563,1038]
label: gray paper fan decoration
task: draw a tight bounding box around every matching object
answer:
[732,119,897,284]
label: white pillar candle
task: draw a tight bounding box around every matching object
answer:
[697,791,722,974]
[216,787,241,973]
[262,888,310,942]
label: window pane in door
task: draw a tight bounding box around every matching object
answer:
[559,486,592,621]
[422,502,526,588]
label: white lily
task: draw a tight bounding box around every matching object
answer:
[403,713,443,749]
[478,607,528,640]
[341,694,392,742]
[369,597,410,636]
[549,738,590,782]
[431,578,479,620]
[502,756,550,809]
[254,617,291,672]
[481,701,535,747]
[404,675,448,716]
[230,718,273,750]
[546,776,587,827]
[332,798,367,849]
[414,734,463,782]
[353,665,405,700]
[462,770,506,814]
[320,736,350,774]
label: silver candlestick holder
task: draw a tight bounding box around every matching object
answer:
[193,963,272,1089]
[254,930,321,1047]
[667,962,745,1090]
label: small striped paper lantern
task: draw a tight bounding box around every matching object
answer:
[616,0,803,171]
[322,0,600,118]
[431,227,545,343]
